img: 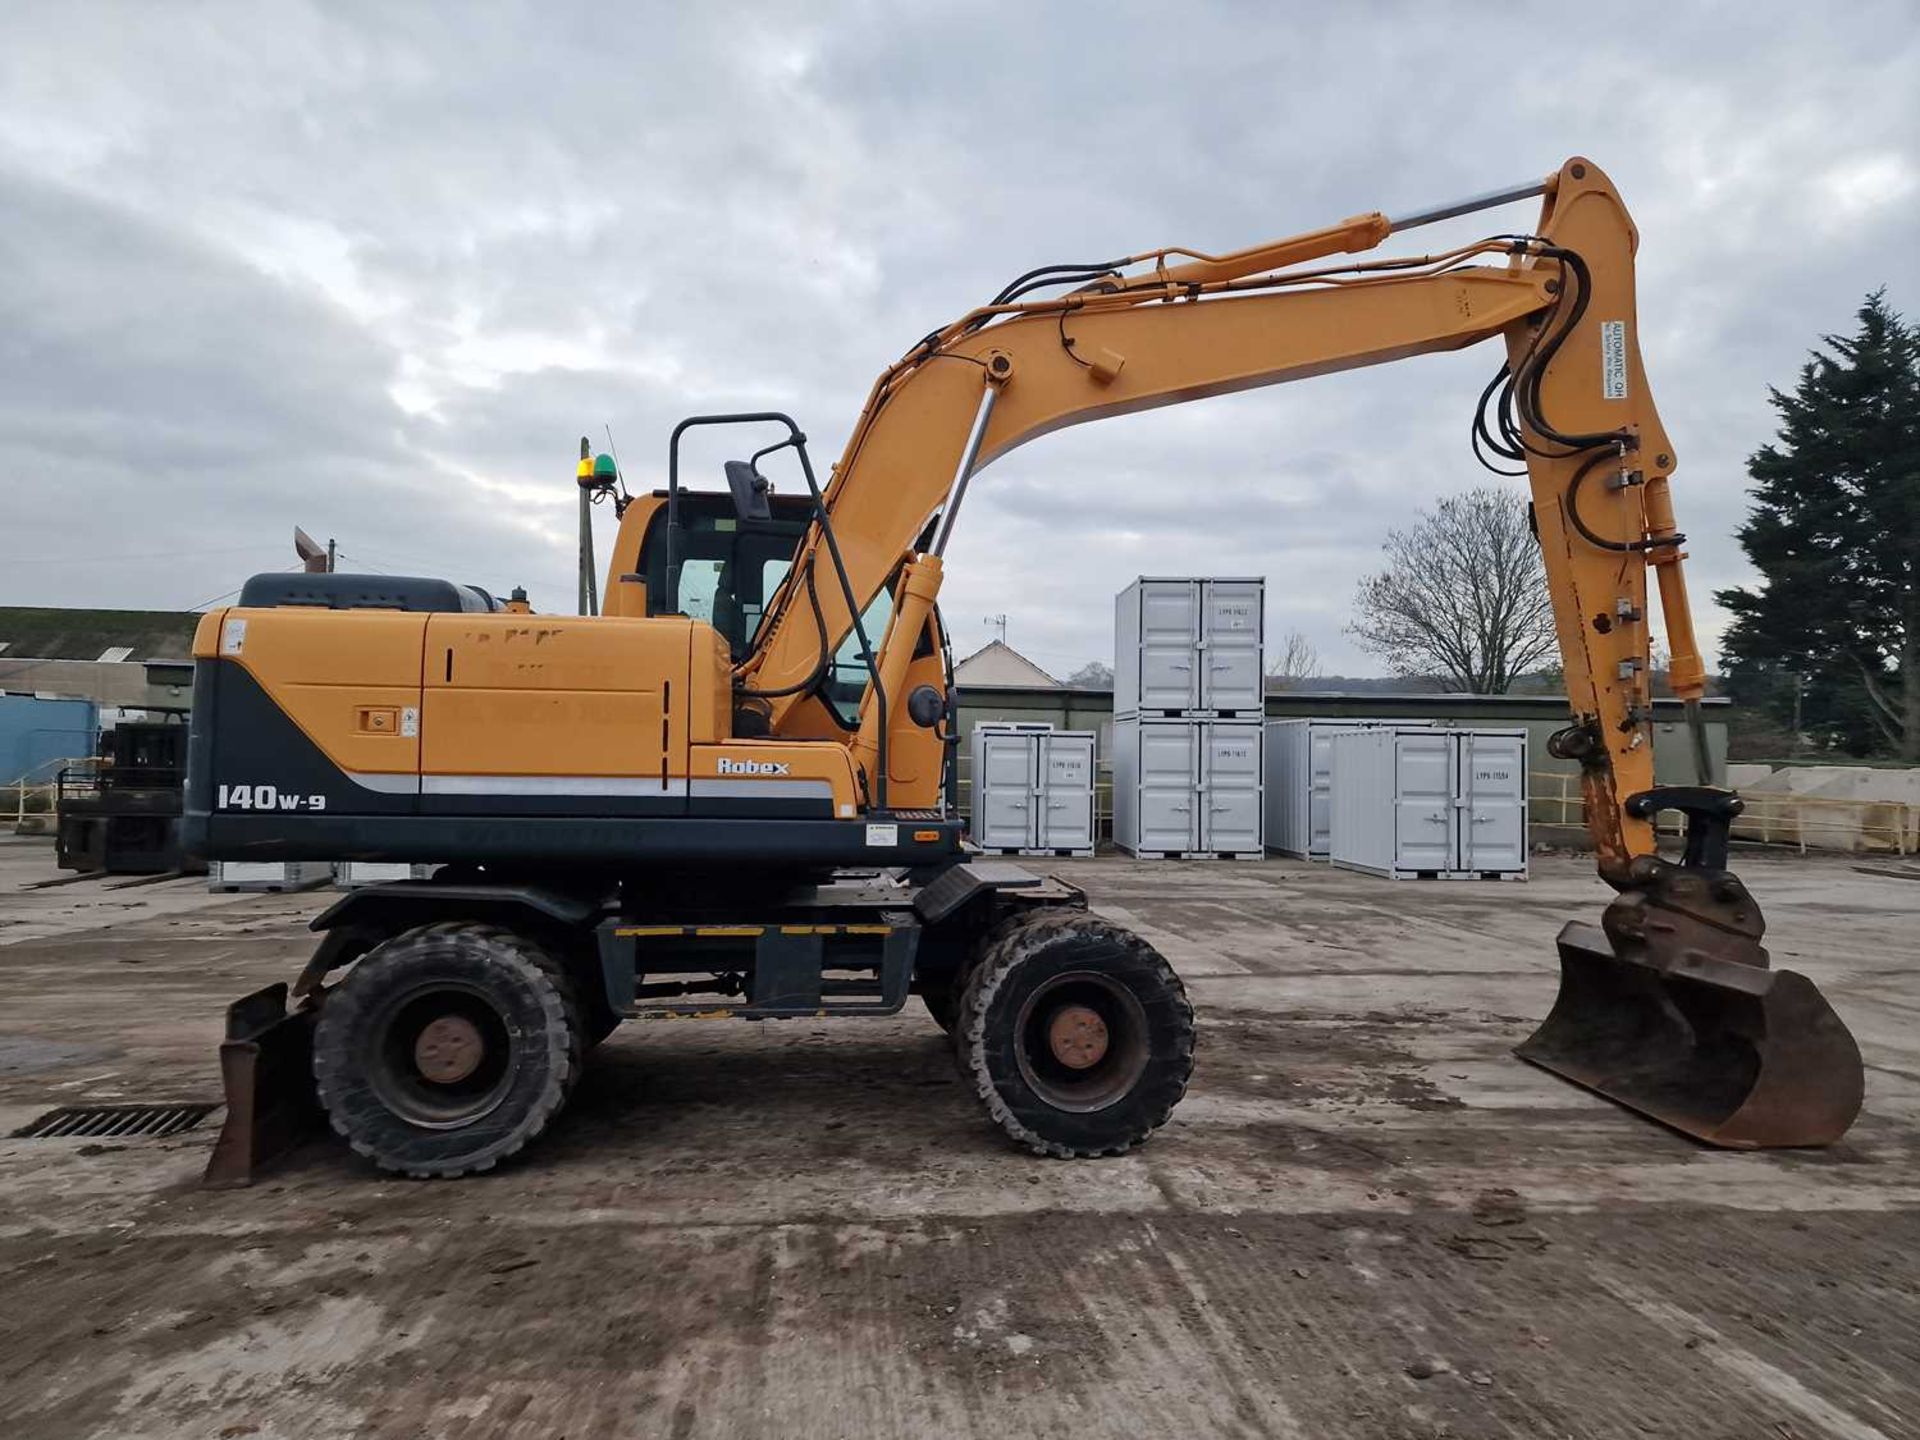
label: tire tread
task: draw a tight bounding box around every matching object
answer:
[313,920,579,1179]
[954,908,1194,1159]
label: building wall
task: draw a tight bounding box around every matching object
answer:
[0,658,191,710]
[0,694,99,785]
[950,685,1730,834]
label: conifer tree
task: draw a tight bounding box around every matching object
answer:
[1719,293,1920,759]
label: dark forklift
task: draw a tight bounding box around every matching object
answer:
[56,713,198,875]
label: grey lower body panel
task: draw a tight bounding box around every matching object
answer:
[186,811,963,869]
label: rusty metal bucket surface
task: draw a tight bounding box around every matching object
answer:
[202,982,324,1187]
[1515,921,1864,1149]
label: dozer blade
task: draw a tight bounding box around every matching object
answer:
[202,982,324,1187]
[1516,920,1863,1149]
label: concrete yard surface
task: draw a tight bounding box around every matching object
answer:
[0,834,1916,1439]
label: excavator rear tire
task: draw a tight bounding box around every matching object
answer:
[933,908,1052,1045]
[313,920,582,1179]
[954,910,1193,1158]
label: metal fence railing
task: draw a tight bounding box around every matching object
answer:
[1731,790,1917,856]
[1530,768,1917,856]
[5,755,95,834]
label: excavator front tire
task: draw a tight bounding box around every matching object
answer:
[313,921,582,1179]
[954,910,1193,1158]
[921,981,961,1035]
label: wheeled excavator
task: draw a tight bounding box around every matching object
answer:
[187,157,1863,1182]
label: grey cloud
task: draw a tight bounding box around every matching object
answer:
[1,0,1916,678]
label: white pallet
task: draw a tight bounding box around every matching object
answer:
[1120,848,1265,862]
[1125,708,1266,720]
[977,845,1096,859]
[333,862,436,889]
[1340,866,1530,882]
[209,860,332,893]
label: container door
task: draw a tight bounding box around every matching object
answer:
[1308,726,1340,857]
[975,731,1038,849]
[1038,734,1094,850]
[1392,731,1455,872]
[1135,724,1198,852]
[1458,731,1526,872]
[1200,723,1262,853]
[1261,720,1293,854]
[1136,582,1201,711]
[1199,581,1263,712]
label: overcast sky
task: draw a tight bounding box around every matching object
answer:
[3,2,1916,677]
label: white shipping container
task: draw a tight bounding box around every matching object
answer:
[969,725,1097,855]
[1111,717,1263,857]
[1114,577,1265,717]
[1264,717,1437,859]
[209,860,333,893]
[1328,727,1528,880]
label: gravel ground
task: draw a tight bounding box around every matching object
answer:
[0,836,1915,1439]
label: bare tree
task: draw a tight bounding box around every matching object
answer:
[1347,487,1557,693]
[1065,660,1114,688]
[1266,629,1321,688]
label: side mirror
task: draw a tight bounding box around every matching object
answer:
[723,460,772,522]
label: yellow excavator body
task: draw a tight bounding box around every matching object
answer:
[187,158,1863,1182]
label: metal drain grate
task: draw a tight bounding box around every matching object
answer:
[13,1103,217,1140]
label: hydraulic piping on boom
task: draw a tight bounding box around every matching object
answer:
[186,157,1860,1184]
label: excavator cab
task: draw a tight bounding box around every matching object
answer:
[633,488,810,662]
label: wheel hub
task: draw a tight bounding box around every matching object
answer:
[1046,1004,1110,1070]
[414,1014,485,1084]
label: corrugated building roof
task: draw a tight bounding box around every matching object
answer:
[0,608,199,663]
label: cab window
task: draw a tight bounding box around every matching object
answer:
[822,584,893,727]
[644,506,804,662]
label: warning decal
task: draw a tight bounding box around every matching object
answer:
[1600,320,1628,400]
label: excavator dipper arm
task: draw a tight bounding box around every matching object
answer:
[740,157,1860,1148]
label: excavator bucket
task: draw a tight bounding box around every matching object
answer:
[202,983,324,1187]
[1517,919,1863,1148]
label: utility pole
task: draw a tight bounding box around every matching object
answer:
[327,538,337,573]
[576,437,599,616]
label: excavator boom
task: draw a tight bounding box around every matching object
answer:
[721,157,1861,1147]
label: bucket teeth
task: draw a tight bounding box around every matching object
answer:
[1516,921,1863,1149]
